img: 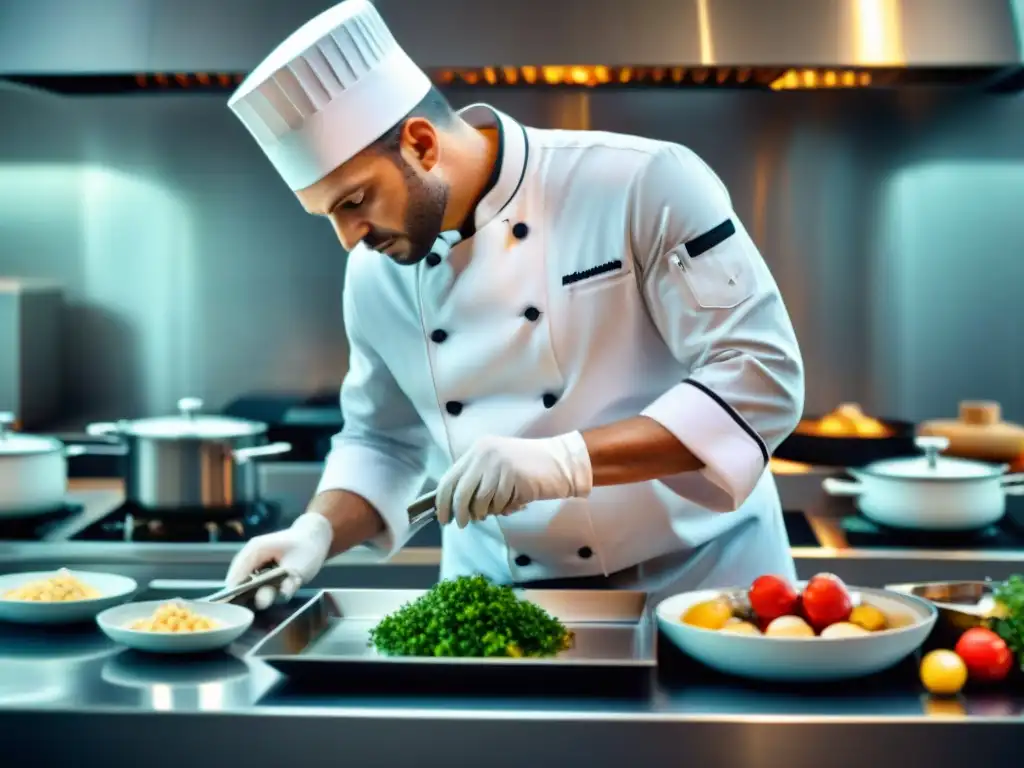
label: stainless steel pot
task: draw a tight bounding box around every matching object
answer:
[87,397,291,509]
[0,412,125,516]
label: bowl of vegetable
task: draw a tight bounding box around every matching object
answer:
[657,572,937,682]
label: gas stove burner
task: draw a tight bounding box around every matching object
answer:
[0,504,83,541]
[118,513,249,543]
[73,501,283,543]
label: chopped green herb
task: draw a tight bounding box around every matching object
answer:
[368,575,573,658]
[993,575,1024,666]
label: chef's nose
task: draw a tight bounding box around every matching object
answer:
[328,213,368,252]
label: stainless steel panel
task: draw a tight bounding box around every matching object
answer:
[376,0,705,69]
[250,588,656,682]
[147,0,335,73]
[701,0,1021,68]
[0,0,152,74]
[0,280,63,428]
[1,0,1021,75]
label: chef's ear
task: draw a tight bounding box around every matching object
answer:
[399,117,441,172]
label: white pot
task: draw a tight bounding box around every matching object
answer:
[0,412,123,516]
[822,435,1024,531]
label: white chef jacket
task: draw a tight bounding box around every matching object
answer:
[316,103,805,595]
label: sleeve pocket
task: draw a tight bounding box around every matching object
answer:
[670,226,756,310]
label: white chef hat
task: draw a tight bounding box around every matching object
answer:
[228,0,432,191]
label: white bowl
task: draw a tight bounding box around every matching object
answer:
[0,570,138,625]
[96,599,254,654]
[656,585,938,682]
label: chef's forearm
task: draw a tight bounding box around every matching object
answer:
[306,489,386,556]
[581,415,704,486]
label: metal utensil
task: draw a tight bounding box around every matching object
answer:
[199,565,290,604]
[407,491,436,525]
[885,580,1003,639]
[86,396,293,509]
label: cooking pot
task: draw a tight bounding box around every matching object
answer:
[0,412,126,517]
[87,397,291,510]
[822,436,1024,531]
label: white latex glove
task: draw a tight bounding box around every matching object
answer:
[435,432,593,529]
[225,513,333,610]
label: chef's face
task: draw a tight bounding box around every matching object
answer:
[296,118,450,266]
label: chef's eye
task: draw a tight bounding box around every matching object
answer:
[340,190,365,210]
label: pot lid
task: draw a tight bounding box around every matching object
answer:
[117,398,266,439]
[860,435,1007,480]
[0,412,62,455]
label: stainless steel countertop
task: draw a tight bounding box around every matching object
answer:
[1,582,1021,768]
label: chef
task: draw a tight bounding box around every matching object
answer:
[225,0,805,608]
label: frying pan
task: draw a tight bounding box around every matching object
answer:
[774,416,918,468]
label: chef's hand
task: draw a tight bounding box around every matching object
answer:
[436,432,593,528]
[225,513,333,610]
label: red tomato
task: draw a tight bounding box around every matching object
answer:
[955,627,1014,683]
[800,573,853,631]
[748,575,799,622]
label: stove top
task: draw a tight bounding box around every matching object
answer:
[782,510,819,548]
[839,495,1024,549]
[72,501,283,543]
[0,504,83,541]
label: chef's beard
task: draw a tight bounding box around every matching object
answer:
[363,162,449,267]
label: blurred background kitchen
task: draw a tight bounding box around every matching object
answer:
[1,0,1022,468]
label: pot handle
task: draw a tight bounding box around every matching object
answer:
[232,442,292,464]
[64,443,128,458]
[822,477,865,497]
[1001,473,1024,495]
[62,444,126,456]
[86,422,121,437]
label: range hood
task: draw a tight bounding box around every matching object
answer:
[1,0,1022,93]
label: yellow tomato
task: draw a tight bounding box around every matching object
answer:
[920,650,968,696]
[682,598,733,631]
[849,604,888,632]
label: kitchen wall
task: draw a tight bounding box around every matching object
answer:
[866,92,1024,422]
[0,81,1021,424]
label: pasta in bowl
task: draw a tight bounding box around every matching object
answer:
[128,602,221,633]
[3,569,102,602]
[97,599,253,654]
[0,569,137,625]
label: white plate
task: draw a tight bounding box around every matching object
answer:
[0,570,138,625]
[96,600,254,654]
[656,584,937,682]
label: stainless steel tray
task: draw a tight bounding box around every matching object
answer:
[249,588,656,688]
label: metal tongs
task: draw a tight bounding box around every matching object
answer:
[199,565,291,604]
[408,491,438,527]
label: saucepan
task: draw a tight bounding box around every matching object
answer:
[823,436,1024,531]
[87,397,292,510]
[0,411,126,517]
